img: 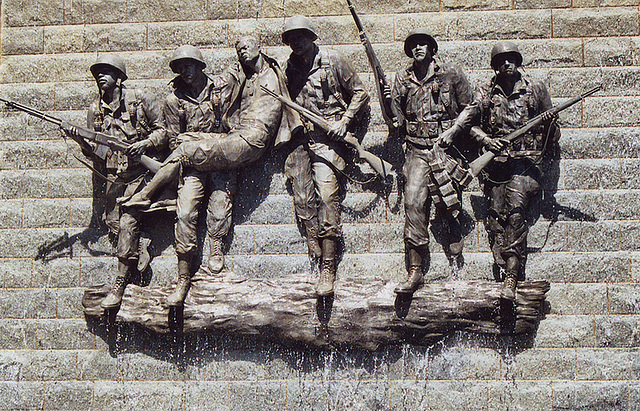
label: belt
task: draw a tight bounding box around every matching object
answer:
[406,120,452,139]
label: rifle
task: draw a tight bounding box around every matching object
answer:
[467,85,601,177]
[0,97,161,173]
[260,85,393,179]
[346,0,397,128]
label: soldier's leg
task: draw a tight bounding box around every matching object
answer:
[167,171,205,306]
[285,143,321,260]
[101,208,140,309]
[485,181,508,269]
[396,146,431,294]
[122,161,181,207]
[313,160,341,296]
[202,170,237,274]
[104,175,126,236]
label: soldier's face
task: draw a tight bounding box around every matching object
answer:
[175,60,201,85]
[287,31,314,56]
[236,39,260,65]
[411,41,432,63]
[96,68,118,91]
[496,55,518,76]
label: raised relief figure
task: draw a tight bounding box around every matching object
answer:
[164,45,237,299]
[280,15,370,296]
[68,55,168,310]
[123,36,288,306]
[467,41,560,300]
[391,30,473,295]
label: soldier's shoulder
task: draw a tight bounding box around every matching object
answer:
[438,61,467,77]
[320,48,349,66]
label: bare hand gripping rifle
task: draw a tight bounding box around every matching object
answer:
[0,97,161,173]
[260,86,393,179]
[467,85,602,178]
[346,0,398,128]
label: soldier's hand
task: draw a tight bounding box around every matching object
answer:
[328,118,348,141]
[541,111,558,123]
[126,139,152,157]
[437,124,460,148]
[487,138,508,153]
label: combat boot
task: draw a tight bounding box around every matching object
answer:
[101,274,128,309]
[394,265,424,294]
[304,220,322,260]
[166,258,192,306]
[500,275,518,301]
[136,236,152,272]
[206,236,225,274]
[316,259,336,296]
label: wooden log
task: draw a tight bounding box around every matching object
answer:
[82,271,550,351]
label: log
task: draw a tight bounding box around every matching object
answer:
[82,271,550,351]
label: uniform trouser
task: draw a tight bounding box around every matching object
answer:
[175,168,237,257]
[484,160,542,275]
[403,144,462,249]
[104,173,144,262]
[285,143,342,239]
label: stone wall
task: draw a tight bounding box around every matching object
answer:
[1,0,639,409]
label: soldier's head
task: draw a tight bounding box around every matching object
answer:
[404,29,438,62]
[90,55,127,91]
[490,41,522,76]
[170,45,207,85]
[282,15,317,56]
[236,36,261,66]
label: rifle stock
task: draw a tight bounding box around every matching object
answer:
[1,97,161,173]
[260,85,393,178]
[467,85,601,177]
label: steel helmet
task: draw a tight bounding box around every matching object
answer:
[169,45,206,73]
[282,15,318,45]
[490,41,523,70]
[90,55,127,80]
[404,29,438,57]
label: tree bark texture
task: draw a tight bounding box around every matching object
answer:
[82,272,550,351]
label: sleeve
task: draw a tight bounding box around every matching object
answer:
[334,54,370,124]
[390,70,407,131]
[453,87,484,132]
[452,65,472,111]
[163,93,183,151]
[138,90,167,149]
[532,81,560,145]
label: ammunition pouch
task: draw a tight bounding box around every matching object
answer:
[406,120,452,146]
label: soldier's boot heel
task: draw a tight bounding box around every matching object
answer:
[166,259,192,307]
[394,266,424,294]
[500,276,518,301]
[101,275,128,309]
[206,237,225,274]
[316,259,336,297]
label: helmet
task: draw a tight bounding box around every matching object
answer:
[282,15,318,45]
[169,45,206,73]
[490,41,523,70]
[404,29,438,57]
[90,55,127,80]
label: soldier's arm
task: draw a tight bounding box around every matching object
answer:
[334,54,370,127]
[163,93,183,151]
[390,70,407,133]
[532,80,560,144]
[139,90,166,149]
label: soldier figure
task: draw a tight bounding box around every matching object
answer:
[465,41,560,300]
[164,45,237,284]
[67,55,167,310]
[123,36,288,306]
[280,15,370,296]
[391,29,473,294]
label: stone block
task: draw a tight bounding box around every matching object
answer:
[459,10,551,40]
[596,315,640,347]
[0,140,84,170]
[208,0,261,19]
[0,382,44,410]
[575,0,640,5]
[553,7,639,38]
[622,159,640,189]
[26,110,86,141]
[56,288,86,318]
[389,380,487,410]
[567,221,621,252]
[534,315,595,348]
[559,128,640,161]
[369,222,403,254]
[549,251,631,283]
[0,199,23,229]
[2,0,64,27]
[0,169,93,200]
[0,83,57,111]
[235,194,294,225]
[584,97,640,128]
[0,288,57,319]
[631,382,640,411]
[43,381,93,411]
[229,254,310,279]
[503,348,576,380]
[428,348,501,380]
[22,198,70,229]
[545,283,607,315]
[77,349,121,380]
[251,224,305,255]
[338,253,404,281]
[43,25,85,54]
[283,0,348,17]
[228,381,287,410]
[394,13,459,42]
[64,0,128,25]
[0,54,95,84]
[53,81,98,111]
[112,50,174,80]
[552,380,629,411]
[125,0,206,23]
[347,0,439,14]
[187,352,266,381]
[527,221,567,252]
[226,224,256,255]
[26,318,94,350]
[32,258,80,288]
[619,221,640,251]
[584,38,635,67]
[443,0,510,9]
[148,21,228,51]
[94,381,185,411]
[0,320,28,349]
[560,159,621,190]
[340,192,387,224]
[0,259,32,289]
[79,257,118,288]
[84,23,148,52]
[609,284,640,314]
[185,381,230,411]
[576,348,640,380]
[3,350,78,381]
[1,27,44,55]
[342,223,371,254]
[0,112,28,142]
[487,381,553,411]
[69,198,97,228]
[119,352,186,381]
[550,68,637,102]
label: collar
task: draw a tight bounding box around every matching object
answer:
[491,72,528,99]
[171,75,215,104]
[407,59,439,85]
[100,86,126,115]
[288,44,321,73]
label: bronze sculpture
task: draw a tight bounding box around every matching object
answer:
[278,15,370,296]
[122,36,290,306]
[390,30,474,294]
[67,55,168,310]
[164,45,237,288]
